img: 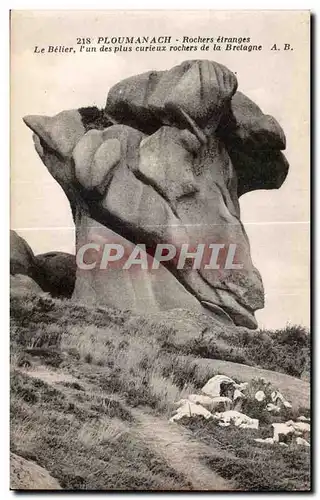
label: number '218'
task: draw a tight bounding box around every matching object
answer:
[76,38,91,44]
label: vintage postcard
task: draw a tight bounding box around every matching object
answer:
[10,10,310,491]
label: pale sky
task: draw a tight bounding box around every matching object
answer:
[10,10,310,329]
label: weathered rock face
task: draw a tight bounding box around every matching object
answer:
[23,60,289,329]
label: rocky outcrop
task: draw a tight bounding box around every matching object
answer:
[10,230,37,279]
[23,60,289,329]
[10,274,44,296]
[10,230,76,298]
[10,453,61,490]
[35,252,76,298]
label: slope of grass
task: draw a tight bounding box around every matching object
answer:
[183,323,310,378]
[10,292,310,380]
[11,371,190,490]
[10,290,311,491]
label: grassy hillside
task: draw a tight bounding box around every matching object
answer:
[10,290,311,491]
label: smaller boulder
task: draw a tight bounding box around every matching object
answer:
[297,415,310,422]
[201,374,236,398]
[187,394,232,412]
[286,420,310,435]
[266,403,281,413]
[254,437,274,445]
[10,274,44,296]
[170,402,213,422]
[272,423,295,443]
[10,452,61,490]
[210,396,233,412]
[35,251,76,298]
[233,389,245,400]
[296,437,310,447]
[233,389,246,412]
[271,390,292,409]
[213,410,259,430]
[234,382,249,392]
[10,230,37,278]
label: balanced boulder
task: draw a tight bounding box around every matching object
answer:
[23,60,289,328]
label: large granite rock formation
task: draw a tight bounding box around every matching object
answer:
[23,60,289,328]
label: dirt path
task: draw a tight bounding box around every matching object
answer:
[19,366,80,385]
[132,409,233,491]
[18,365,233,491]
[17,359,310,491]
